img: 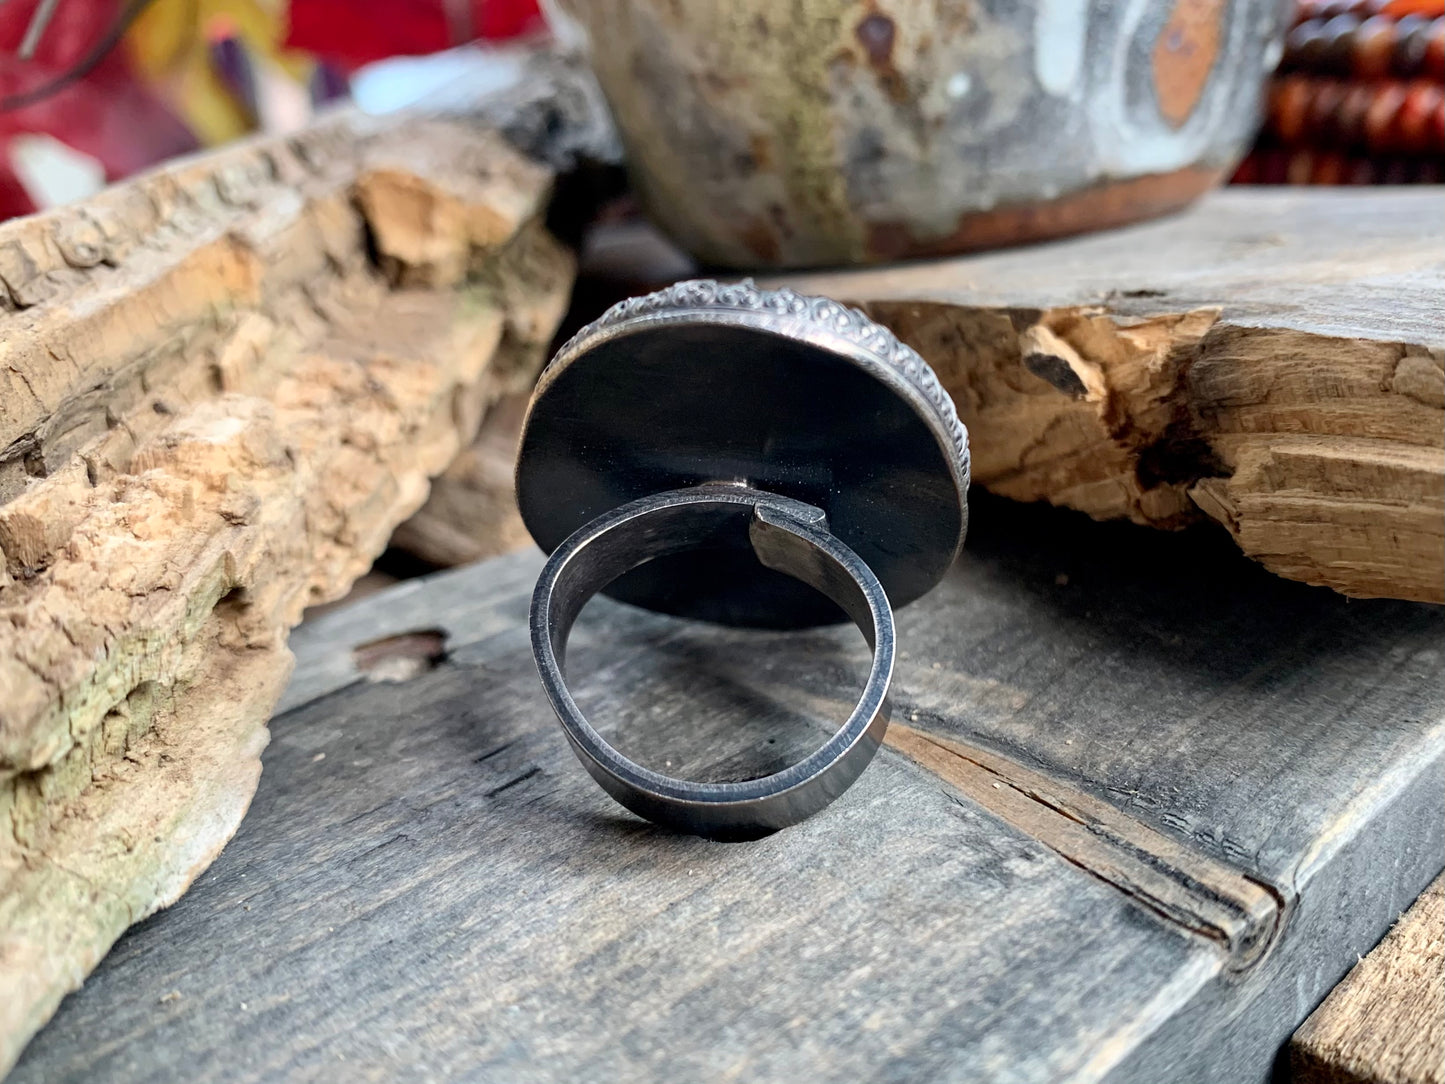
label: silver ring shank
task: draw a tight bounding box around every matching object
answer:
[529,485,896,840]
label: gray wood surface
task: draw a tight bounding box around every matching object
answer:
[779,187,1445,344]
[14,495,1445,1084]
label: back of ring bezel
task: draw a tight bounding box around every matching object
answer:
[515,279,970,838]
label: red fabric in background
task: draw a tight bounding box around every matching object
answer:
[0,0,198,218]
[285,0,544,69]
[0,0,544,220]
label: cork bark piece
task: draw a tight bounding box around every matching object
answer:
[0,111,573,1073]
[777,187,1445,603]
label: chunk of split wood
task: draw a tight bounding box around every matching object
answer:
[0,110,573,1073]
[387,195,575,570]
[778,188,1445,603]
[1291,874,1444,1084]
[390,394,534,568]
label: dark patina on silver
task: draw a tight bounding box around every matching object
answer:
[516,279,969,840]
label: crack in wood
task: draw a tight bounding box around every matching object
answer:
[484,766,543,799]
[886,723,1286,972]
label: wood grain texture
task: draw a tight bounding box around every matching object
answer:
[774,187,1445,603]
[14,495,1443,1083]
[1291,874,1444,1084]
[0,111,572,1073]
[886,724,1281,967]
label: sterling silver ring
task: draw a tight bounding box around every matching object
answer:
[530,484,895,840]
[515,279,969,839]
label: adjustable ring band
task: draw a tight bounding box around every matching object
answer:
[529,484,896,840]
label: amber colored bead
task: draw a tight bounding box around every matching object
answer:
[1285,19,1328,70]
[1286,8,1444,75]
[1361,82,1406,147]
[1324,13,1366,70]
[1424,17,1445,78]
[1395,82,1443,151]
[1313,151,1348,181]
[1396,14,1445,75]
[1336,82,1377,142]
[1271,77,1315,142]
[1285,148,1318,183]
[1314,79,1349,130]
[1352,14,1400,74]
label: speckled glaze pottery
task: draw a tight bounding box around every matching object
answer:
[552,0,1288,268]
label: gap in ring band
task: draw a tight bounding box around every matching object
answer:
[562,525,878,787]
[567,596,875,786]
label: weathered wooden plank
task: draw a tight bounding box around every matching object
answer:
[773,187,1445,604]
[13,495,1445,1083]
[1291,874,1444,1084]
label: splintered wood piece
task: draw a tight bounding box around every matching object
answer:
[0,110,573,1073]
[774,187,1445,604]
[12,497,1443,1083]
[390,393,535,568]
[1291,874,1445,1084]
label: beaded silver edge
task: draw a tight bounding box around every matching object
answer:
[546,278,971,482]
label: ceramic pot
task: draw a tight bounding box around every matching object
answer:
[551,0,1287,268]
